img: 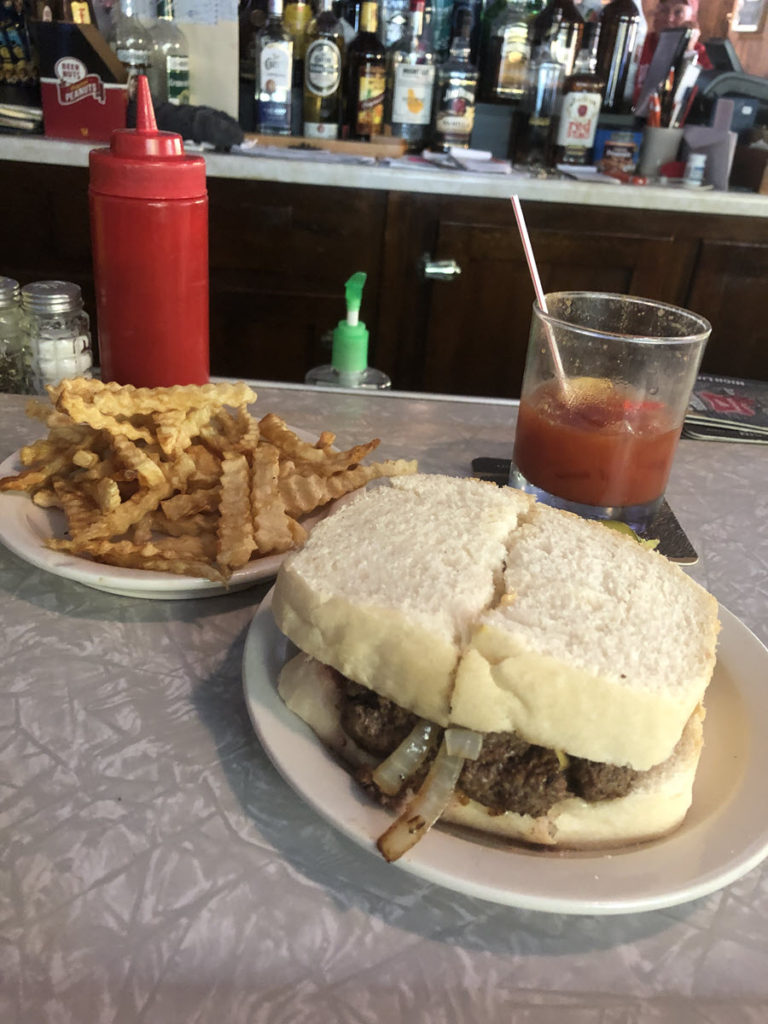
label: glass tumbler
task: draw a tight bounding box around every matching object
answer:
[509,291,711,530]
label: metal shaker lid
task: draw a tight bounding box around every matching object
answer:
[21,281,84,315]
[0,276,20,308]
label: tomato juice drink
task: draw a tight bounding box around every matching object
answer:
[513,377,681,509]
[509,293,711,527]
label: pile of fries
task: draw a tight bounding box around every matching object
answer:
[0,378,417,583]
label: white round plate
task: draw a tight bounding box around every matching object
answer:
[0,450,297,600]
[243,592,768,915]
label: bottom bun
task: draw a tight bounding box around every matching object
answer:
[278,653,705,852]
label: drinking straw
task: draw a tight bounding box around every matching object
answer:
[510,195,568,387]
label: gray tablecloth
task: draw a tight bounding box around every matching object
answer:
[1,384,767,1024]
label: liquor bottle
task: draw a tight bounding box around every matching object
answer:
[552,22,603,165]
[511,27,563,167]
[431,4,477,150]
[62,0,97,23]
[346,0,387,140]
[334,0,360,41]
[283,0,312,132]
[255,0,294,133]
[113,0,153,99]
[478,0,531,104]
[147,0,190,105]
[384,0,437,152]
[379,0,410,48]
[303,0,345,138]
[284,0,313,55]
[595,0,640,114]
[530,0,583,77]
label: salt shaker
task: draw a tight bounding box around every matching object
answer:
[20,281,93,393]
[0,276,33,394]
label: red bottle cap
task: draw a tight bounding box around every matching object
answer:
[89,76,206,200]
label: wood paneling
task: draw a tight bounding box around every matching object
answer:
[1,159,768,396]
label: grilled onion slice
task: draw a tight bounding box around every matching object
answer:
[372,720,438,796]
[376,739,464,862]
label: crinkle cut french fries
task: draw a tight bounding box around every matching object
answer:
[0,378,417,583]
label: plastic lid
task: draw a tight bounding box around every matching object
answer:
[331,319,369,373]
[88,75,206,200]
[331,272,370,372]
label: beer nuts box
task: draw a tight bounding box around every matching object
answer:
[31,22,127,142]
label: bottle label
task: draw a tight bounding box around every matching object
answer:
[354,67,386,133]
[555,90,602,149]
[258,40,293,130]
[304,120,340,138]
[435,82,476,138]
[391,64,435,126]
[305,38,341,97]
[166,54,190,105]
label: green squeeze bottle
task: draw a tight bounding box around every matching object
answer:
[305,272,392,389]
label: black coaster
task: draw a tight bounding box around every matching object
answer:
[470,457,698,565]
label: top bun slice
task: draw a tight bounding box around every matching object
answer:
[272,474,535,726]
[272,474,719,770]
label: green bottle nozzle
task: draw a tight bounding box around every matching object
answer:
[344,272,367,326]
[332,272,369,373]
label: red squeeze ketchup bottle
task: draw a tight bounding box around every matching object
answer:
[89,76,209,387]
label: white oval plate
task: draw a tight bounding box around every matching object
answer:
[243,591,768,915]
[0,450,295,600]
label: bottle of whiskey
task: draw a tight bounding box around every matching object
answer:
[346,0,387,139]
[479,0,531,104]
[303,0,345,138]
[552,22,603,165]
[431,4,477,150]
[284,0,312,133]
[148,0,190,105]
[255,0,294,134]
[595,0,640,114]
[530,0,583,77]
[384,0,436,152]
[511,24,564,166]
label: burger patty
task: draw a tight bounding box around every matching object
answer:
[336,675,638,815]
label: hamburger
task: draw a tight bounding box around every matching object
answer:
[271,474,719,860]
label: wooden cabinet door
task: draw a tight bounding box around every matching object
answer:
[207,179,389,383]
[416,203,687,398]
[687,239,768,380]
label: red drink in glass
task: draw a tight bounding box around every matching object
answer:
[513,377,681,509]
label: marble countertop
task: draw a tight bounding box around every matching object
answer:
[3,132,768,217]
[1,382,767,1024]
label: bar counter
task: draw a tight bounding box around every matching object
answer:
[1,382,767,1023]
[3,132,768,217]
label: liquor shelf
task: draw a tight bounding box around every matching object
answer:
[2,134,768,395]
[4,133,767,216]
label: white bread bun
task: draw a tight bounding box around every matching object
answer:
[272,475,534,726]
[278,652,705,850]
[273,473,719,769]
[453,505,719,770]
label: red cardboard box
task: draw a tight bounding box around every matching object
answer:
[31,22,127,142]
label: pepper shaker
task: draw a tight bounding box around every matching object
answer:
[20,281,93,394]
[0,276,33,394]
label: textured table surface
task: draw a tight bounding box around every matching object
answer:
[1,384,767,1024]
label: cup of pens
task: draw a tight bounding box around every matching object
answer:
[637,125,684,177]
[509,292,711,532]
